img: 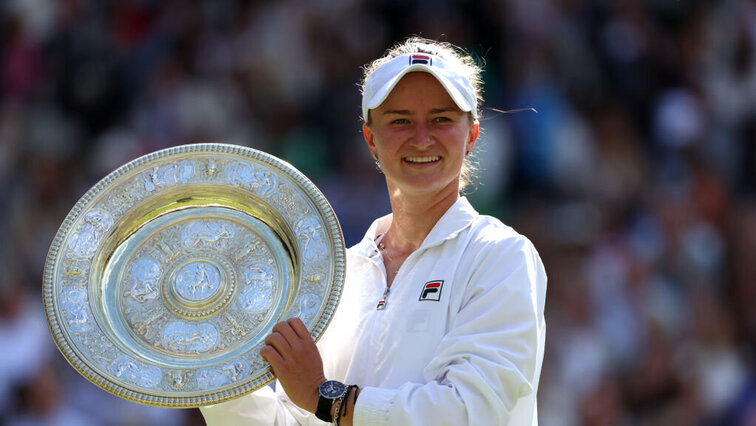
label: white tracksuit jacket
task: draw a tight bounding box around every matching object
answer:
[201,197,547,425]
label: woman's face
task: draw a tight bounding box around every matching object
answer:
[363,72,478,199]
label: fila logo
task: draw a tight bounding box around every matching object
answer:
[419,280,444,302]
[409,54,432,66]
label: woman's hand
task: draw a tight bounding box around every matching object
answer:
[260,318,326,413]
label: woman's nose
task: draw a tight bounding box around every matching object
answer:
[410,122,433,149]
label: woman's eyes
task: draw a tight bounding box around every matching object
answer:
[390,117,451,125]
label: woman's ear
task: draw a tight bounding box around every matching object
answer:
[363,124,377,157]
[467,122,479,152]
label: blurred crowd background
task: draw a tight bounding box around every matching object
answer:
[1,0,754,425]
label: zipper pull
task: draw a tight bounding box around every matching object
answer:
[376,287,390,310]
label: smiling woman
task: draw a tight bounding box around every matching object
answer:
[201,37,547,426]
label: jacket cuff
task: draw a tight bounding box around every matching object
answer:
[353,386,396,425]
[199,386,280,425]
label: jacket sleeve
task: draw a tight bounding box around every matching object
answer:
[200,382,329,426]
[353,236,547,426]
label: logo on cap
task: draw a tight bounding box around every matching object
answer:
[419,280,443,302]
[409,54,432,66]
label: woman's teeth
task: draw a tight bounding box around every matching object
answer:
[404,156,440,163]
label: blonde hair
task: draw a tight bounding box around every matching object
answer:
[361,37,483,192]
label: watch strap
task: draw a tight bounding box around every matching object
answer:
[316,392,336,422]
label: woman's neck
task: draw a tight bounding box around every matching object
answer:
[380,185,460,254]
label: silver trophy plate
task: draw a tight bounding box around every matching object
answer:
[43,144,345,407]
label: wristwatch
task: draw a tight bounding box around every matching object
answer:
[315,380,347,422]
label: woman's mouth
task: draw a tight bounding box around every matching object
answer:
[404,156,441,164]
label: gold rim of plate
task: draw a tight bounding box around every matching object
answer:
[43,143,345,408]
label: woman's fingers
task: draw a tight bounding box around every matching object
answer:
[288,317,311,340]
[272,319,301,346]
[263,319,316,364]
[264,328,291,354]
[259,345,282,373]
[260,319,325,412]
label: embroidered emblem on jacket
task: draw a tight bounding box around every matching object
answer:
[419,280,444,302]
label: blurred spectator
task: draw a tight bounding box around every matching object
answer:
[0,278,52,414]
[6,364,95,426]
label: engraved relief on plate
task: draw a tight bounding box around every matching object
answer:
[196,358,250,390]
[109,355,162,388]
[68,209,114,258]
[111,211,287,361]
[174,261,222,302]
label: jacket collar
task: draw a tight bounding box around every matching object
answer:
[352,196,478,257]
[421,196,478,249]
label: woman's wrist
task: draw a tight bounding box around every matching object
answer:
[334,385,360,426]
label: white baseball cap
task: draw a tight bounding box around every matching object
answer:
[361,53,478,123]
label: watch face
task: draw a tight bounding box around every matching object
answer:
[319,380,347,399]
